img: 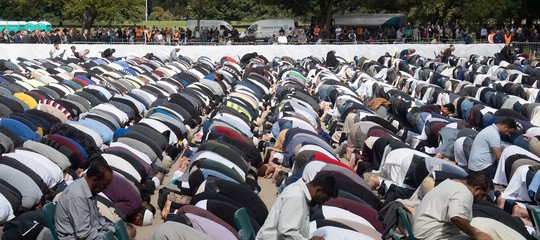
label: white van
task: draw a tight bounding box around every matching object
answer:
[186,20,233,31]
[242,19,296,39]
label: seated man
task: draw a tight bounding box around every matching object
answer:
[170,48,181,61]
[101,48,115,58]
[257,174,338,240]
[469,118,517,178]
[413,172,494,240]
[440,44,456,63]
[55,161,115,239]
[399,48,416,60]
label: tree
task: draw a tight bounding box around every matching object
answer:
[148,6,174,21]
[261,0,360,26]
[63,0,145,32]
[154,0,189,19]
[0,0,63,22]
[186,0,223,20]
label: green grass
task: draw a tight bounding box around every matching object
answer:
[51,20,252,30]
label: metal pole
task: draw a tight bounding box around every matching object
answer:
[145,0,148,22]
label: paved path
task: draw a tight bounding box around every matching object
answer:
[136,159,278,239]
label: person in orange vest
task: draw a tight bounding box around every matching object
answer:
[504,31,512,44]
[488,30,495,44]
[172,30,179,43]
[313,25,320,41]
[146,29,152,43]
[135,27,141,39]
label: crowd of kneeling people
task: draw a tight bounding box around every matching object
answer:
[0,44,539,240]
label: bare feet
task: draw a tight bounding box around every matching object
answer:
[265,162,277,179]
[368,174,381,190]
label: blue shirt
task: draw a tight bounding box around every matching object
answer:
[468,124,500,171]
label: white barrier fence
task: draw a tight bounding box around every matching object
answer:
[1,43,504,62]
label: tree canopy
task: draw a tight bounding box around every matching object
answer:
[0,0,538,30]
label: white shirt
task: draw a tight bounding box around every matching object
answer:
[68,122,104,148]
[109,142,153,165]
[6,151,62,189]
[301,161,327,183]
[256,179,311,240]
[278,35,288,44]
[139,118,179,145]
[494,145,540,185]
[503,165,532,202]
[102,153,142,182]
[320,206,376,230]
[0,193,15,222]
[192,151,246,180]
[453,137,468,167]
[312,226,374,240]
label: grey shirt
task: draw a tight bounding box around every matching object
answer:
[148,221,212,240]
[0,164,42,209]
[468,124,500,171]
[55,177,114,240]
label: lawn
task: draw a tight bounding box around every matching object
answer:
[52,20,252,31]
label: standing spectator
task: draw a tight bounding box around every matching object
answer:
[405,25,413,42]
[347,30,356,43]
[213,27,219,43]
[81,29,90,42]
[135,27,142,40]
[268,34,277,44]
[179,28,186,45]
[277,32,288,44]
[504,30,512,44]
[55,161,115,239]
[289,33,297,44]
[165,28,172,43]
[480,26,488,42]
[202,27,212,42]
[297,30,307,44]
[172,30,179,43]
[194,27,200,40]
[202,27,208,42]
[516,27,527,52]
[465,32,474,44]
[0,32,7,43]
[412,26,420,42]
[256,175,338,240]
[313,25,320,41]
[186,28,192,42]
[154,31,163,44]
[218,27,225,43]
[530,29,539,57]
[232,28,239,40]
[494,29,503,43]
[368,36,375,44]
[356,26,364,40]
[2,28,10,43]
[488,30,495,44]
[335,26,342,41]
[320,25,329,41]
[144,27,152,43]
